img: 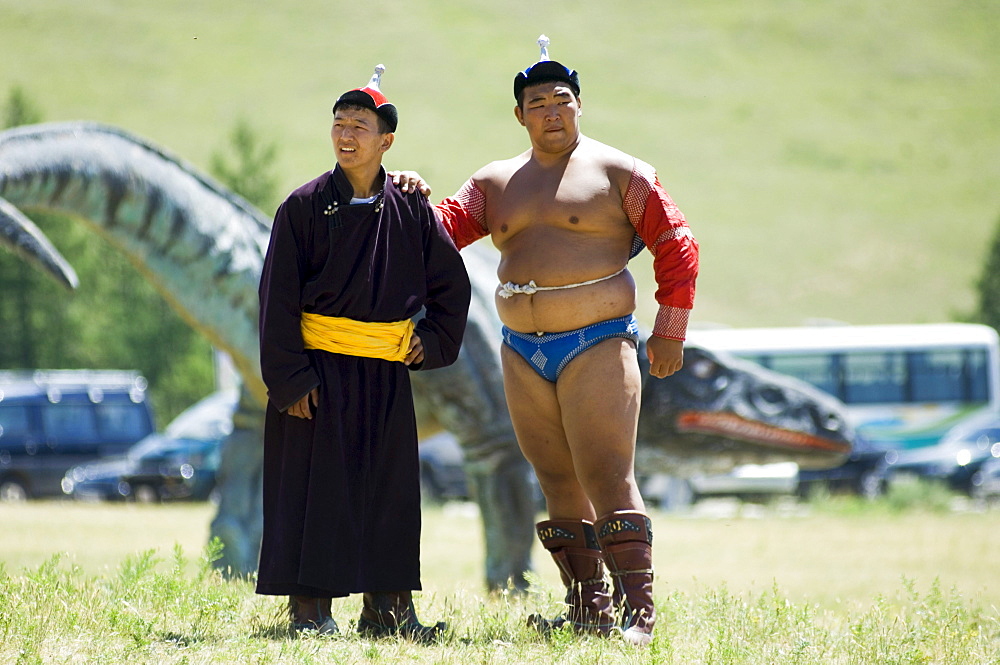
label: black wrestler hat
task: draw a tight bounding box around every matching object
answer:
[333,64,399,132]
[513,35,580,101]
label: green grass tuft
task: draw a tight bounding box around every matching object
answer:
[2,502,1000,662]
[1,552,996,663]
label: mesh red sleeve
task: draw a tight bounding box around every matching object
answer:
[435,179,489,250]
[623,159,699,340]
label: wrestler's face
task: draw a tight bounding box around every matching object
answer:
[514,82,582,154]
[331,107,393,171]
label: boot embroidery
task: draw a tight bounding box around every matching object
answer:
[538,525,577,542]
[598,518,642,539]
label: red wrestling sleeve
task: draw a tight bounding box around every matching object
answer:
[623,159,699,341]
[435,179,489,250]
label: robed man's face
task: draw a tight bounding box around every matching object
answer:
[331,107,393,172]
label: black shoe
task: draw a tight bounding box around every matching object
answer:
[357,591,446,643]
[357,614,446,643]
[291,616,340,636]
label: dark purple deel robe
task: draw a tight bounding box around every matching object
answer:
[256,165,471,597]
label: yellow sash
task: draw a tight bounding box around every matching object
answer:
[300,312,414,362]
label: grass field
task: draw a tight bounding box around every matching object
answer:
[2,0,999,330]
[1,499,998,662]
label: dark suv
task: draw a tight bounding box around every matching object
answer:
[0,370,155,500]
[62,389,238,503]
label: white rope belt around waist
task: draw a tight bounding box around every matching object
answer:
[498,267,626,299]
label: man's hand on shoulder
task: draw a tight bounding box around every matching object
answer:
[388,170,432,198]
[646,336,684,378]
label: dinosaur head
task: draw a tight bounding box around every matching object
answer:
[637,343,854,475]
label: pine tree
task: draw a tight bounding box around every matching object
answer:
[0,86,45,368]
[977,212,1000,333]
[210,118,280,214]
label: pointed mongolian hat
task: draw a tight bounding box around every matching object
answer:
[333,64,398,132]
[513,35,580,101]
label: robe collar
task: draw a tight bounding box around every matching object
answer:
[330,164,387,202]
[321,165,388,227]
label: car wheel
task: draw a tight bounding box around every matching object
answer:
[0,479,28,502]
[133,484,159,504]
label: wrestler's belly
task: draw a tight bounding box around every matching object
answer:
[494,269,638,333]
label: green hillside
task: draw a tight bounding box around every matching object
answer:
[3,0,998,330]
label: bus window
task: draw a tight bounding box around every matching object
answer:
[765,354,841,398]
[909,349,966,403]
[843,352,906,404]
[966,348,990,402]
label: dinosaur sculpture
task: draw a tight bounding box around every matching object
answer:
[0,122,852,590]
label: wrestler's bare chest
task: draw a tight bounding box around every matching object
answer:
[487,160,629,244]
[484,155,639,333]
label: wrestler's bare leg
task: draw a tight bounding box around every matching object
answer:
[557,338,645,517]
[502,338,645,520]
[502,344,594,520]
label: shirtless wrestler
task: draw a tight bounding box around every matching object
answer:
[399,37,698,645]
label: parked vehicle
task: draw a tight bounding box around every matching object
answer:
[797,433,890,499]
[689,462,799,501]
[63,393,476,505]
[62,390,237,502]
[973,456,1000,505]
[642,463,799,510]
[879,413,1000,495]
[0,370,155,500]
[690,323,1000,497]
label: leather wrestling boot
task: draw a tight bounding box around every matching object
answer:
[527,519,615,636]
[357,591,446,643]
[288,595,339,635]
[595,511,656,646]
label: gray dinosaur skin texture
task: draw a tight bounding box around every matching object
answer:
[0,122,852,590]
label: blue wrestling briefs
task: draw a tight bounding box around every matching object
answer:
[502,314,640,382]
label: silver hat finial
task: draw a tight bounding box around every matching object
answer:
[537,35,550,62]
[367,64,386,91]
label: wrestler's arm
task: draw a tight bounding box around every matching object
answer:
[388,168,491,250]
[621,160,700,378]
[435,177,491,249]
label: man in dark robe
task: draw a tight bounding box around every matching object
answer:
[255,65,471,641]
